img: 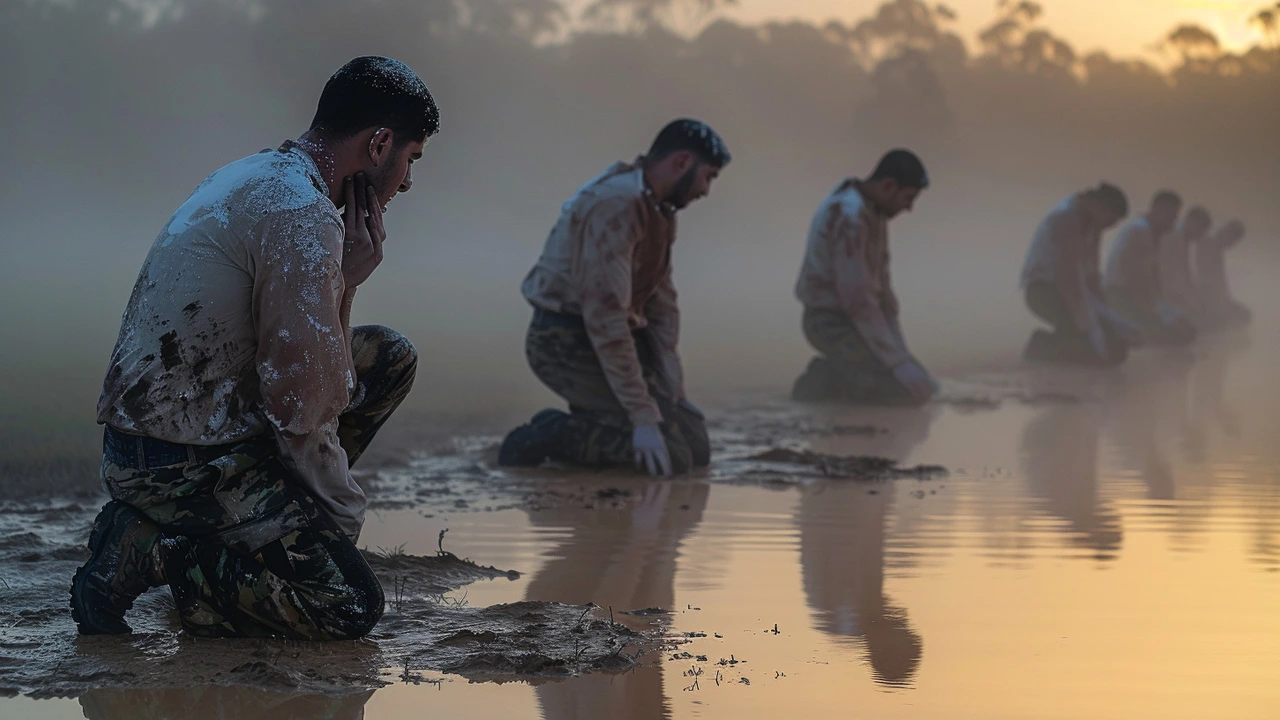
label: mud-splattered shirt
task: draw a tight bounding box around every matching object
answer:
[794,179,912,369]
[521,159,681,427]
[97,142,365,537]
[1104,216,1163,313]
[1021,194,1105,333]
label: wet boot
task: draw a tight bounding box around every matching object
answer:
[498,409,571,467]
[70,500,166,635]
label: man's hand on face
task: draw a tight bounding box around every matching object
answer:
[341,173,386,289]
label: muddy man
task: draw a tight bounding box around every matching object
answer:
[792,149,938,405]
[499,119,731,476]
[72,57,438,639]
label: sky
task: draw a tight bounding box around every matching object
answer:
[717,0,1271,59]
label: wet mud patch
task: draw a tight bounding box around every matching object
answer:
[0,505,659,700]
[746,449,947,479]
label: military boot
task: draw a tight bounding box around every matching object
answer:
[70,500,165,634]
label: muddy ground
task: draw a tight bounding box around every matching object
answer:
[0,376,1072,701]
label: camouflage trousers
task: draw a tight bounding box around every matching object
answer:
[93,325,416,639]
[1024,283,1129,366]
[500,308,710,474]
[792,308,918,405]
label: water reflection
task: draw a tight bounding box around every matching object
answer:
[78,687,373,720]
[524,479,710,720]
[798,408,935,688]
[1022,404,1123,560]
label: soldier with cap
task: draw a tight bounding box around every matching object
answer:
[792,149,937,405]
[1021,183,1140,366]
[499,119,731,476]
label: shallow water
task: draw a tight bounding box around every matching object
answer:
[9,330,1280,719]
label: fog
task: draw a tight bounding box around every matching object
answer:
[3,0,1277,429]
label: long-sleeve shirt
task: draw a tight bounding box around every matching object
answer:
[1104,216,1163,314]
[521,159,682,427]
[97,141,365,537]
[1160,221,1200,315]
[794,179,911,369]
[1021,194,1105,333]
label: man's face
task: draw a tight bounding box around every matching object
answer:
[369,137,426,212]
[1085,197,1123,229]
[670,159,721,210]
[1184,214,1212,241]
[882,182,922,219]
[1150,203,1180,234]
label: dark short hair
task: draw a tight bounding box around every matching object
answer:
[1152,190,1182,210]
[648,119,732,167]
[869,149,929,189]
[1093,182,1129,217]
[309,56,440,144]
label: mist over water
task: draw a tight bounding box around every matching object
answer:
[2,0,1277,423]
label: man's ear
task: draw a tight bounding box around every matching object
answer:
[368,128,395,166]
[672,150,695,174]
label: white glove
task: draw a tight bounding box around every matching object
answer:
[892,361,937,402]
[632,424,672,477]
[1087,324,1109,359]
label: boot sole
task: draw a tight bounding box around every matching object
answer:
[69,503,133,635]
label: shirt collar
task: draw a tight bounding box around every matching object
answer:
[634,155,677,216]
[277,140,330,199]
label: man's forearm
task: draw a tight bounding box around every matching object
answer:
[340,287,357,345]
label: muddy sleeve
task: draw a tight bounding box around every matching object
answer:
[572,197,663,427]
[832,214,913,368]
[251,206,364,538]
[645,263,685,400]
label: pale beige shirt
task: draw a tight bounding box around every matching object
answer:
[521,159,682,427]
[794,179,911,369]
[97,142,365,537]
[1104,216,1163,313]
[1022,194,1104,332]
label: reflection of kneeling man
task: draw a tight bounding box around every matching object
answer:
[1022,183,1139,366]
[792,149,937,405]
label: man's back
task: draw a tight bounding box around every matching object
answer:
[97,143,346,446]
[795,179,889,311]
